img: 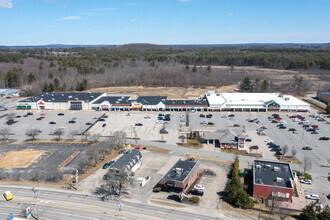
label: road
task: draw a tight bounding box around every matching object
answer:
[0,186,227,220]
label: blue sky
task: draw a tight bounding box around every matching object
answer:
[0,0,329,45]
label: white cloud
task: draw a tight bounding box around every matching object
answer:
[177,0,193,2]
[226,13,235,16]
[0,0,13,8]
[130,19,137,23]
[58,16,81,21]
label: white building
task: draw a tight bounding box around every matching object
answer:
[205,91,310,112]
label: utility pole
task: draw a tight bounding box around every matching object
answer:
[32,186,38,220]
[75,169,79,189]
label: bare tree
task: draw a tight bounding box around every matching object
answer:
[68,130,77,140]
[113,131,126,149]
[76,156,89,174]
[83,132,90,141]
[95,168,135,201]
[291,147,297,158]
[97,142,111,161]
[282,145,288,156]
[0,128,10,140]
[25,129,39,140]
[91,133,101,142]
[53,128,65,140]
[302,157,312,173]
[276,207,290,220]
[86,146,99,167]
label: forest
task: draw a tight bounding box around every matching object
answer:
[0,44,329,95]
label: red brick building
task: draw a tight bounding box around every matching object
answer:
[253,160,296,202]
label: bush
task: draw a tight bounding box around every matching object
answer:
[304,173,313,180]
[153,187,161,192]
[191,196,200,203]
[328,176,330,182]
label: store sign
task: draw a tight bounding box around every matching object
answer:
[268,102,279,108]
[38,100,45,105]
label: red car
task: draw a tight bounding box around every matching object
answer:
[40,116,45,119]
[311,125,318,128]
[275,117,282,120]
[289,116,297,118]
[135,146,140,150]
[250,145,259,150]
[261,126,268,129]
[23,115,28,117]
[272,120,279,123]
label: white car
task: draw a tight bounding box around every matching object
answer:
[144,116,151,119]
[193,185,204,190]
[300,179,312,184]
[264,139,273,143]
[306,194,319,200]
[156,120,162,124]
[221,115,227,118]
[200,121,207,125]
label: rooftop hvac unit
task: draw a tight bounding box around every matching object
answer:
[266,164,271,168]
[274,166,280,172]
[75,98,78,100]
[62,94,64,96]
[276,177,283,182]
[175,168,183,175]
[68,96,72,98]
[256,164,262,169]
[90,96,93,98]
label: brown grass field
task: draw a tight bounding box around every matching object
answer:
[0,150,45,169]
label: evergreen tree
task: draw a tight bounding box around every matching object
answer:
[300,202,318,220]
[326,103,330,114]
[192,65,197,73]
[240,77,252,92]
[27,73,36,83]
[261,79,269,92]
[5,67,21,88]
[42,82,49,92]
[53,78,60,90]
[207,65,211,72]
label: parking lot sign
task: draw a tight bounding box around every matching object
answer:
[26,207,31,218]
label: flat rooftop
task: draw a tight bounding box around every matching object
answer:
[163,159,199,182]
[254,160,294,189]
[20,92,104,103]
[92,96,131,105]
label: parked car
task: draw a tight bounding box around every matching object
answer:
[264,139,273,143]
[190,189,204,196]
[275,151,284,155]
[228,114,235,117]
[23,115,28,117]
[16,115,21,118]
[288,128,296,131]
[250,145,259,150]
[206,114,212,118]
[245,138,252,142]
[302,146,312,150]
[300,179,312,184]
[135,123,143,126]
[99,118,106,121]
[311,131,319,134]
[319,137,329,140]
[167,195,180,201]
[260,126,267,129]
[49,121,56,124]
[193,185,205,190]
[144,116,151,119]
[86,122,92,125]
[233,124,240,127]
[68,120,76,123]
[305,194,319,200]
[102,163,110,169]
[207,122,214,126]
[279,125,287,129]
[102,123,106,127]
[221,115,227,118]
[199,114,205,118]
[27,112,33,115]
[58,113,64,116]
[102,115,108,118]
[36,118,42,120]
[200,121,207,125]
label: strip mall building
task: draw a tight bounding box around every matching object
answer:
[16,90,310,112]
